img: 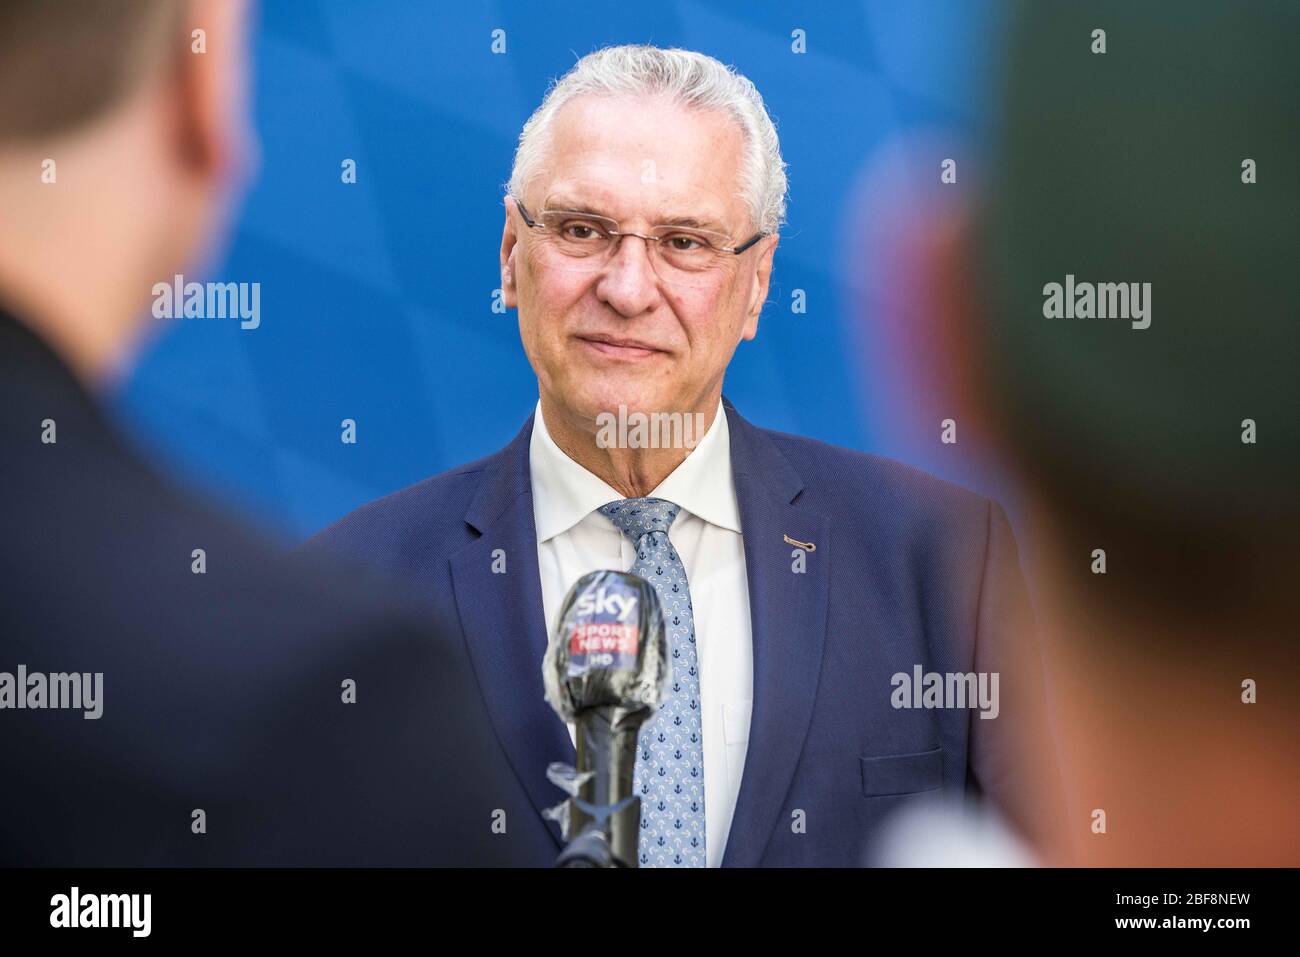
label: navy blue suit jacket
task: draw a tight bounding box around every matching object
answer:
[307,399,1056,866]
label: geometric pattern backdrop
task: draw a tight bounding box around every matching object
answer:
[115,0,999,540]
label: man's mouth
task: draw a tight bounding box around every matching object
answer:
[575,334,666,361]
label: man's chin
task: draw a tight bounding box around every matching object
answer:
[557,386,681,427]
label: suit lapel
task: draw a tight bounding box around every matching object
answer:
[448,416,574,852]
[720,401,831,866]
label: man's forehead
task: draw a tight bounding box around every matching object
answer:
[534,94,747,229]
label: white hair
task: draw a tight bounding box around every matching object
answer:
[506,44,788,236]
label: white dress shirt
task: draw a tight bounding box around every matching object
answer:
[530,399,753,868]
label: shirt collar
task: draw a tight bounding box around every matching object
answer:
[528,398,742,543]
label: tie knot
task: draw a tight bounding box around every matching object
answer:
[598,497,681,543]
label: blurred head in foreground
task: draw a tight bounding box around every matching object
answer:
[939,0,1298,864]
[0,0,252,382]
[0,2,542,866]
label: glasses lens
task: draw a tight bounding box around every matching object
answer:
[533,211,731,289]
[538,212,614,259]
[652,228,727,271]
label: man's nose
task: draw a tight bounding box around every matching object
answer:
[594,234,663,316]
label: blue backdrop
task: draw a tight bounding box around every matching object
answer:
[116,0,1001,540]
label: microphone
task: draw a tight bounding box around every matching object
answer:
[543,569,669,867]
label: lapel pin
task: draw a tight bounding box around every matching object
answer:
[783,534,815,552]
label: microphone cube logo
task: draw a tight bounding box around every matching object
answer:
[568,584,639,672]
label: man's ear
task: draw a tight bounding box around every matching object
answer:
[171,0,251,183]
[741,235,777,340]
[500,196,520,308]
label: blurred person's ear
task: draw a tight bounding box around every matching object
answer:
[143,0,257,296]
[904,206,1003,461]
[169,0,254,198]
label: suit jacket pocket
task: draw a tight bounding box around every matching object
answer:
[860,747,944,797]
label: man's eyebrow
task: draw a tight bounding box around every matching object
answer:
[542,195,615,217]
[542,195,729,233]
[655,214,729,232]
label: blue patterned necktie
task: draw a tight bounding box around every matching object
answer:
[597,497,706,867]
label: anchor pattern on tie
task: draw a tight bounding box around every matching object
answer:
[598,497,705,867]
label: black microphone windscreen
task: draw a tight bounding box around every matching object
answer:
[542,569,668,721]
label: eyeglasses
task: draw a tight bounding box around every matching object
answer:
[510,197,767,289]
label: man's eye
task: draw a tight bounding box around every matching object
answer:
[665,234,706,252]
[561,223,604,240]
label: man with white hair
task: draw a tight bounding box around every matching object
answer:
[310,44,1058,867]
